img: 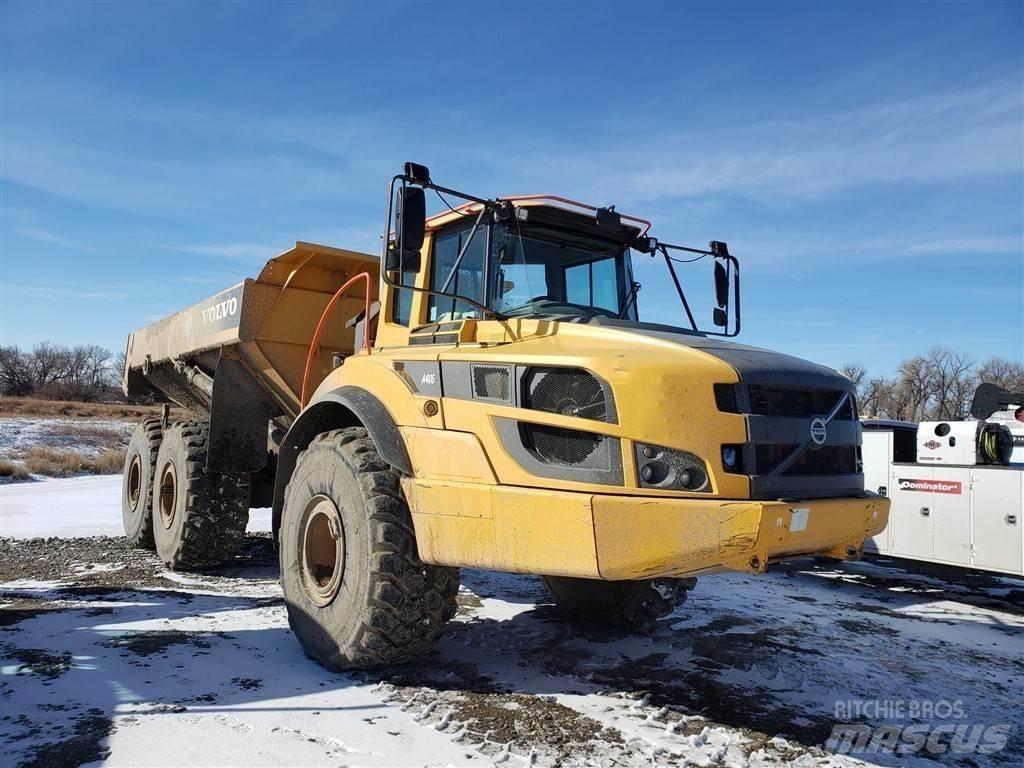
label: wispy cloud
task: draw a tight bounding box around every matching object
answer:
[2,74,1020,222]
[539,79,1024,208]
[12,225,92,250]
[164,242,287,262]
[4,281,135,302]
[904,236,1022,255]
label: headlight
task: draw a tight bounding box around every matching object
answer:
[634,443,711,492]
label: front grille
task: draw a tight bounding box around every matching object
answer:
[747,386,854,420]
[523,367,612,422]
[717,381,862,498]
[784,446,858,476]
[754,444,858,476]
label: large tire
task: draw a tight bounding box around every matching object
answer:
[152,420,251,570]
[121,418,162,549]
[280,427,459,670]
[542,575,694,628]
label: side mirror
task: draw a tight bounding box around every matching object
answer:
[714,261,729,308]
[387,187,425,273]
[713,307,728,328]
[397,186,425,253]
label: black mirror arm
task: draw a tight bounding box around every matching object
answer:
[660,246,699,331]
[379,175,505,321]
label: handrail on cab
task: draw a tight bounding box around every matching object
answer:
[300,271,373,408]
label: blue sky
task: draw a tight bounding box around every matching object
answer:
[1,0,1021,375]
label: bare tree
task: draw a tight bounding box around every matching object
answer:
[976,357,1024,394]
[923,346,974,419]
[0,346,34,396]
[895,355,932,421]
[838,363,867,401]
[859,376,894,418]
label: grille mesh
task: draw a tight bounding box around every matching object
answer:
[524,368,609,422]
[755,444,858,476]
[471,365,511,402]
[747,386,853,420]
[522,424,602,465]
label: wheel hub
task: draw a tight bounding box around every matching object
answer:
[300,496,345,607]
[127,454,143,512]
[158,462,177,529]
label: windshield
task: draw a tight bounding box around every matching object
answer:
[427,222,639,322]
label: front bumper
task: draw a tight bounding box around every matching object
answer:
[404,479,889,580]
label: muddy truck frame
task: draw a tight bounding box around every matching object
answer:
[121,163,888,669]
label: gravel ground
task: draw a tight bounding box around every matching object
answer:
[1,532,1022,768]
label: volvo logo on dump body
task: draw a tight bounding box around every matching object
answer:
[194,284,243,334]
[809,416,828,447]
[201,297,238,324]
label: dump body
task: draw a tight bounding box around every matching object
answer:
[124,241,378,415]
[123,241,378,475]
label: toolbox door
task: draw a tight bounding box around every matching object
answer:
[930,467,972,566]
[970,468,1023,574]
[889,468,934,561]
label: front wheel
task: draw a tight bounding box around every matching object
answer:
[279,427,459,670]
[541,575,694,628]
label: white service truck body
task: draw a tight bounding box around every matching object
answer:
[863,425,1024,576]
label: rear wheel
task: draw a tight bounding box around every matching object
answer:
[121,418,162,549]
[279,427,459,670]
[152,420,251,570]
[541,575,694,628]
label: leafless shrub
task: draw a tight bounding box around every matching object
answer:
[0,460,30,481]
[23,447,87,477]
[21,447,127,478]
[92,450,127,474]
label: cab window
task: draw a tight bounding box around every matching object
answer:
[427,226,486,321]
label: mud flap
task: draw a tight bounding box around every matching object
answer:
[208,350,279,473]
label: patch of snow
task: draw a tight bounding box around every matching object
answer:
[0,474,271,538]
[0,417,133,459]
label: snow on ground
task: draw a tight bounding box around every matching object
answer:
[1,477,1021,767]
[0,417,133,460]
[0,475,271,538]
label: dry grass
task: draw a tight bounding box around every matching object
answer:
[57,424,128,449]
[0,396,185,421]
[91,450,127,474]
[21,447,127,478]
[0,459,30,481]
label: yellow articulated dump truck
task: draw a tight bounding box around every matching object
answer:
[122,163,888,669]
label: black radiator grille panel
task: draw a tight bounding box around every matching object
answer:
[755,444,858,476]
[523,367,611,422]
[746,386,854,420]
[522,423,603,465]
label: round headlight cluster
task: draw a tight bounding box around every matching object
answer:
[634,443,710,492]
